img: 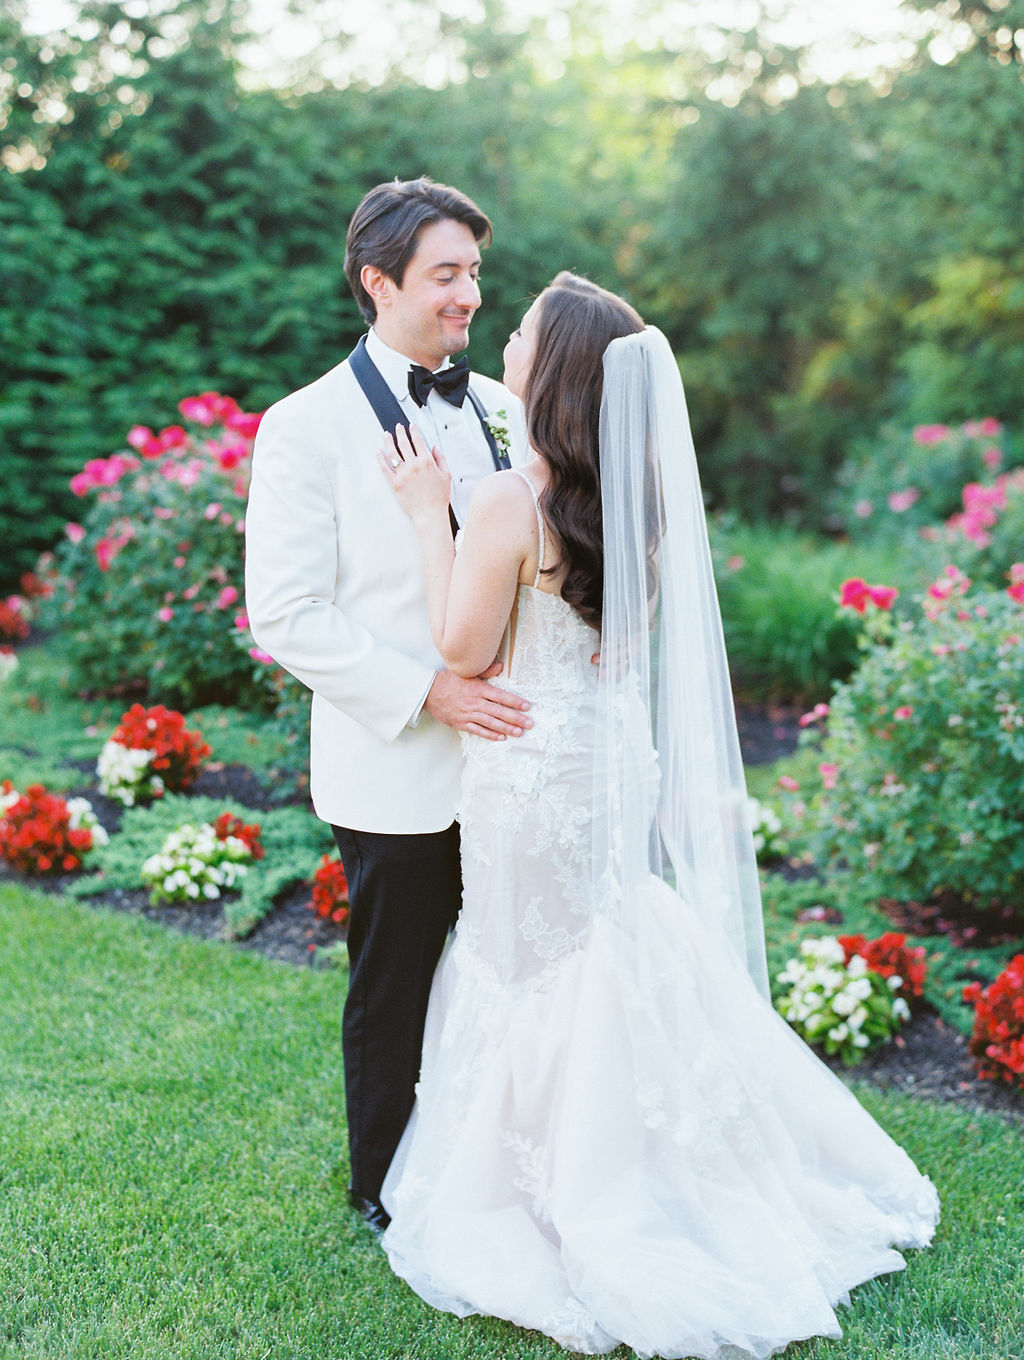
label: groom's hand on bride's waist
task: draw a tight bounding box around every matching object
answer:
[424,665,532,741]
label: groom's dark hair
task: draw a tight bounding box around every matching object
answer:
[345,177,493,323]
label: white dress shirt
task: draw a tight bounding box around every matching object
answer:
[365,328,500,527]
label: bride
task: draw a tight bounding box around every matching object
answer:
[376,271,939,1359]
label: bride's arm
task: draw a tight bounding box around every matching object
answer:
[380,427,533,677]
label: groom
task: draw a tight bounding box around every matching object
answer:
[244,178,530,1230]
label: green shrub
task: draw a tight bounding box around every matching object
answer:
[710,517,906,701]
[38,396,283,712]
[805,585,1024,914]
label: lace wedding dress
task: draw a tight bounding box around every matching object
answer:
[380,473,938,1359]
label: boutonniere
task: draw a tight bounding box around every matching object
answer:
[484,409,512,465]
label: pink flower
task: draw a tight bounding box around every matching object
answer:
[912,423,951,446]
[179,394,219,425]
[233,610,249,630]
[979,417,1002,437]
[216,585,239,610]
[925,565,971,616]
[212,440,248,471]
[819,762,839,790]
[854,499,873,519]
[840,578,870,613]
[867,584,899,610]
[95,539,116,572]
[248,646,275,664]
[778,775,800,792]
[153,506,175,520]
[887,488,920,513]
[893,705,914,720]
[127,424,154,451]
[127,426,164,458]
[799,702,830,728]
[157,606,174,623]
[726,555,745,572]
[158,425,188,451]
[183,584,200,601]
[203,502,223,520]
[226,409,263,439]
[64,522,85,544]
[839,579,897,614]
[982,446,1003,470]
[173,556,186,569]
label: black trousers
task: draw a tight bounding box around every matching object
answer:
[331,821,462,1204]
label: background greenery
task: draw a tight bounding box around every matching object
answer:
[2,0,1024,582]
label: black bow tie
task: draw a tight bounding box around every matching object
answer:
[408,356,470,408]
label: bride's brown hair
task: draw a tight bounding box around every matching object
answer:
[523,271,644,630]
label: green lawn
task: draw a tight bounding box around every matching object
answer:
[3,885,1023,1360]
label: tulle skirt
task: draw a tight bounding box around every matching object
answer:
[381,876,939,1359]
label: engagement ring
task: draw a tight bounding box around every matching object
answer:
[390,457,400,469]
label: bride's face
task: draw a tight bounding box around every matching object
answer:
[502,296,542,398]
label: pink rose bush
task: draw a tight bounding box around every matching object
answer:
[834,417,1022,538]
[804,572,1024,917]
[39,393,301,715]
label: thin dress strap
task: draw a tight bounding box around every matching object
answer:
[512,469,545,588]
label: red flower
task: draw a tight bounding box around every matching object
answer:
[213,811,264,859]
[0,782,96,875]
[109,704,211,794]
[0,597,30,642]
[309,854,350,928]
[840,931,927,1003]
[963,956,1024,1088]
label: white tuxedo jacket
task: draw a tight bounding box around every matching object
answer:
[244,350,526,833]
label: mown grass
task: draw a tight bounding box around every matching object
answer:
[3,885,1023,1360]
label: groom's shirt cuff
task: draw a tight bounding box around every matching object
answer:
[406,671,438,729]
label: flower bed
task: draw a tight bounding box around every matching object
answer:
[0,782,108,875]
[774,933,919,1064]
[141,814,264,905]
[97,704,211,806]
[963,957,1024,1089]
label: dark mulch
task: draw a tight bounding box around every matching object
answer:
[734,701,804,767]
[821,1008,1023,1123]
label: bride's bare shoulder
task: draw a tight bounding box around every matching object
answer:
[467,467,538,519]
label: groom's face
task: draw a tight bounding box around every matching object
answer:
[370,218,482,369]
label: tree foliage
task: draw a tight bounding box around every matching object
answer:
[2,0,1023,584]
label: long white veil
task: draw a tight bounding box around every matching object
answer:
[593,326,769,997]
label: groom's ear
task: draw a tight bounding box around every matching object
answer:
[361,264,395,313]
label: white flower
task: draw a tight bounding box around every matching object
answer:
[65,795,108,848]
[887,974,903,991]
[892,997,911,1022]
[97,740,161,806]
[483,409,512,462]
[140,818,257,906]
[0,649,18,684]
[832,990,857,1017]
[828,1024,849,1043]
